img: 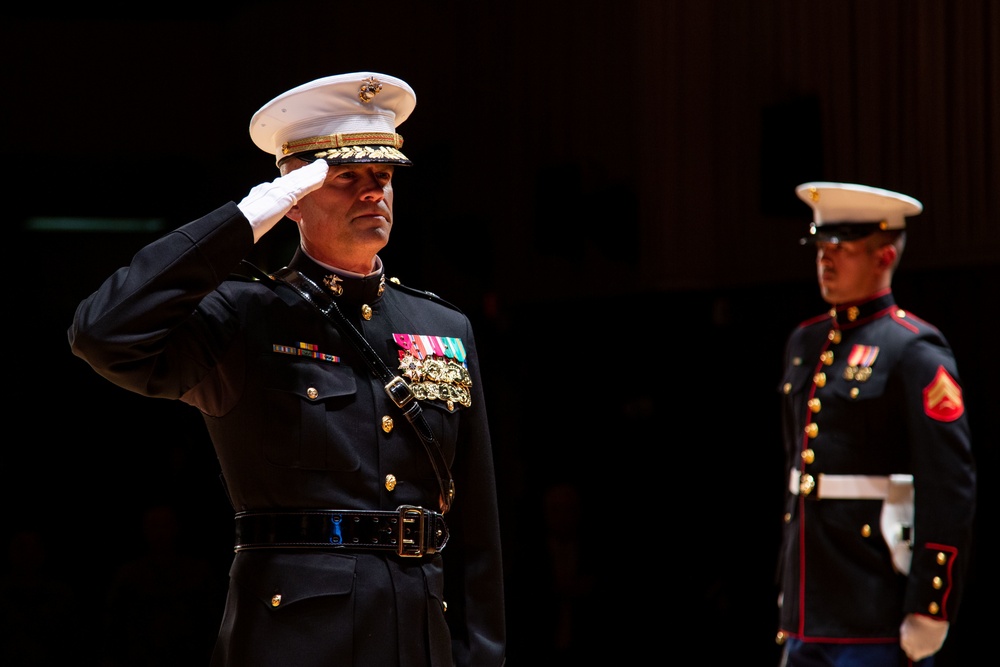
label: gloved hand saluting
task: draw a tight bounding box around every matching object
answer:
[237,159,329,241]
[899,613,949,661]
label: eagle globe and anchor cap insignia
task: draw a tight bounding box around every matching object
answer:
[358,76,382,102]
[923,365,964,422]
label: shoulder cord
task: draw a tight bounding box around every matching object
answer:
[239,261,455,514]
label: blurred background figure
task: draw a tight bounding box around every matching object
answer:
[775,183,976,666]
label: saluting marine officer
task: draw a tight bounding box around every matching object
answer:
[774,182,976,666]
[69,72,506,667]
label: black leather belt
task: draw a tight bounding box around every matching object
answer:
[233,506,449,557]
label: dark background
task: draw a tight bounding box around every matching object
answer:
[3,2,997,665]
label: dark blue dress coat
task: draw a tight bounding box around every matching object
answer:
[69,202,506,667]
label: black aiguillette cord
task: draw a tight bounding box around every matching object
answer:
[239,260,455,514]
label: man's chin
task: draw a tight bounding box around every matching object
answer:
[818,285,839,304]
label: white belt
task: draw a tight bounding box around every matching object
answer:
[789,468,913,499]
[788,468,915,575]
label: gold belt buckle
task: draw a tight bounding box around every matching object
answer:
[396,505,426,557]
[800,473,816,497]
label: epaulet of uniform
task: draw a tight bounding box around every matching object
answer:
[797,311,833,329]
[226,268,264,284]
[226,260,275,284]
[385,276,464,313]
[889,308,941,337]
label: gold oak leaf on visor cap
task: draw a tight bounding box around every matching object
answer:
[250,72,416,167]
[796,181,923,245]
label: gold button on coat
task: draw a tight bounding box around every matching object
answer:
[385,474,397,491]
[808,398,821,413]
[861,524,871,537]
[799,474,815,496]
[382,415,394,433]
[362,304,373,320]
[814,372,826,387]
[801,449,814,464]
[805,423,818,438]
[271,594,282,607]
[306,387,319,400]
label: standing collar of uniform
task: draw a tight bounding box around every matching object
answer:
[828,288,896,329]
[286,247,387,305]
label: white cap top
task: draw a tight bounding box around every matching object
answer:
[796,181,923,243]
[249,72,416,165]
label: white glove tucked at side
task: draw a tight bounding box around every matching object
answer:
[899,613,949,661]
[237,160,329,241]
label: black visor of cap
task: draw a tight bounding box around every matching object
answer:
[279,149,413,168]
[799,221,884,245]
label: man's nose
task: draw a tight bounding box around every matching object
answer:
[360,174,386,200]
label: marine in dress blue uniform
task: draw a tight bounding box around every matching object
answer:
[69,73,506,667]
[775,183,975,666]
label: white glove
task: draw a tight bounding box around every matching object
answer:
[237,160,329,241]
[899,613,949,661]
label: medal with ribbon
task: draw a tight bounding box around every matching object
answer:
[393,333,471,411]
[843,344,879,382]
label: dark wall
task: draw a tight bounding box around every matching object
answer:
[3,3,997,665]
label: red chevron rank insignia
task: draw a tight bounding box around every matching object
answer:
[923,365,964,422]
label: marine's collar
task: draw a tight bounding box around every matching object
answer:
[287,247,387,305]
[828,289,896,329]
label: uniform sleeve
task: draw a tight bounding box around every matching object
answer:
[67,203,254,400]
[899,335,976,621]
[442,321,507,666]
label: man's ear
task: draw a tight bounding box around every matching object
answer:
[878,244,898,268]
[284,205,303,223]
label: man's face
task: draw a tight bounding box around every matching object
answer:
[284,160,395,272]
[815,236,885,305]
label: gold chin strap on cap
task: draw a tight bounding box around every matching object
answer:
[282,132,405,157]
